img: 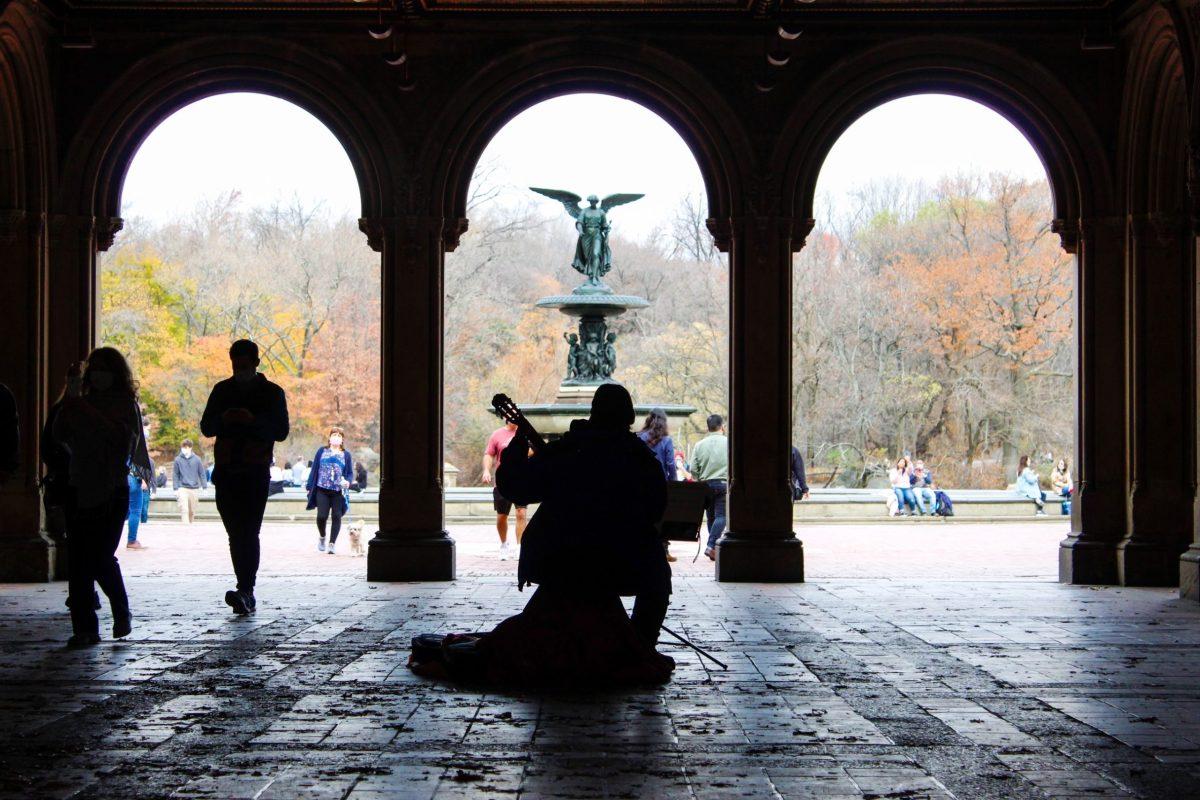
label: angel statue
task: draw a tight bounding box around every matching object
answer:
[530,188,644,285]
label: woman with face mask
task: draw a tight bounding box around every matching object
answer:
[305,427,353,554]
[51,347,152,646]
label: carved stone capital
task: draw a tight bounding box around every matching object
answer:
[443,217,469,252]
[0,210,28,245]
[706,217,732,252]
[1129,211,1187,246]
[1052,218,1080,254]
[95,217,124,252]
[358,217,387,252]
[361,215,459,253]
[1076,215,1126,245]
[724,215,814,253]
[47,214,95,244]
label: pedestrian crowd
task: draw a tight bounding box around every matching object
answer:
[35,339,297,645]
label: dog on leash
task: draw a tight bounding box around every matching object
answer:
[347,519,366,556]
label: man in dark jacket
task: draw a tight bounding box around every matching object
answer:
[200,340,289,615]
[497,383,670,648]
[790,445,810,501]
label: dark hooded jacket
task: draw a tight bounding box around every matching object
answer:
[497,418,670,597]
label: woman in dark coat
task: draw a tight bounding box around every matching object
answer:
[306,427,353,554]
[637,408,678,562]
[52,348,152,646]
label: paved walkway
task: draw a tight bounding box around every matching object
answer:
[3,521,1199,799]
[112,519,1070,580]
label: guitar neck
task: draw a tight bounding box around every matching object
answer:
[510,410,547,453]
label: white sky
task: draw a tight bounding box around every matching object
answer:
[120,92,1048,241]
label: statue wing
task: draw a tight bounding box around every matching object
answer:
[600,193,645,213]
[530,187,583,220]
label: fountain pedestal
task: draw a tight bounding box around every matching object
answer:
[506,281,696,436]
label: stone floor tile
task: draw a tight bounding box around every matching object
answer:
[0,536,1198,799]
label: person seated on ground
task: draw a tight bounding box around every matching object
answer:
[409,383,674,686]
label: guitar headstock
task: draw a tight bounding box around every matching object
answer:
[491,393,521,426]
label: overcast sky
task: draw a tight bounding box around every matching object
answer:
[120,92,1048,242]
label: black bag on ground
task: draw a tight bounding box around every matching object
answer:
[934,490,954,517]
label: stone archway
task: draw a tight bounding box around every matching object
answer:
[1116,7,1195,589]
[417,45,815,582]
[770,37,1128,585]
[0,0,58,580]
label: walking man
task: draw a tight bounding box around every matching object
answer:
[200,340,289,615]
[172,438,206,524]
[691,414,728,561]
[482,420,527,560]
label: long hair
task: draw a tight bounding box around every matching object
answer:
[1056,458,1069,473]
[1018,454,1030,473]
[83,346,138,398]
[639,408,670,446]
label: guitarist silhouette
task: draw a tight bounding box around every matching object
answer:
[408,383,675,685]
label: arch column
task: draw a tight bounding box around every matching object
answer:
[361,215,457,581]
[713,214,806,582]
[0,209,55,581]
[39,214,120,581]
[1182,150,1200,601]
[1118,212,1195,586]
[1060,216,1129,584]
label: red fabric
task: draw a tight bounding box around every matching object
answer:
[484,426,517,458]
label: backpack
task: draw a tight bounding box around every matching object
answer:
[934,490,954,517]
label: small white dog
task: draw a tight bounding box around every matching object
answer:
[347,519,366,556]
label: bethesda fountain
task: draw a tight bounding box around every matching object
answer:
[503,187,696,436]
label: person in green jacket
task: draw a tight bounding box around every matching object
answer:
[691,414,728,561]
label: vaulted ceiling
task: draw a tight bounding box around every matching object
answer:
[53,0,1121,13]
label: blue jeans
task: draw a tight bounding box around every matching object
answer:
[914,487,935,514]
[704,480,727,550]
[126,474,144,544]
[893,487,917,513]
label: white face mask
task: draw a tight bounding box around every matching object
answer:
[329,435,343,447]
[88,370,114,391]
[233,368,256,384]
[181,447,192,457]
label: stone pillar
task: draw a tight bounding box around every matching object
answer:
[1060,217,1129,584]
[0,209,55,581]
[1181,153,1200,601]
[1118,213,1194,586]
[713,215,807,582]
[362,216,457,581]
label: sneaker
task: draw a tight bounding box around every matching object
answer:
[1036,510,1047,517]
[704,547,716,562]
[126,540,146,550]
[327,541,336,555]
[317,537,326,553]
[242,593,257,613]
[113,611,132,639]
[67,633,100,648]
[499,542,510,561]
[225,590,250,616]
